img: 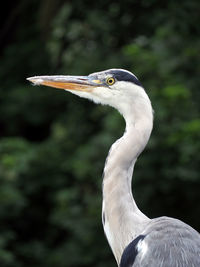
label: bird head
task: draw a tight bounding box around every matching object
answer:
[27,69,149,116]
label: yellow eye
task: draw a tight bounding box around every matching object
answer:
[106,77,115,86]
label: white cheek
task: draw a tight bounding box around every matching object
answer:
[93,87,113,99]
[65,89,102,104]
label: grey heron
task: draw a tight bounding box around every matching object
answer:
[27,69,200,266]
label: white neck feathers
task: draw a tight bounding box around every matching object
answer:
[102,93,153,264]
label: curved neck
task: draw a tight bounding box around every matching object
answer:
[102,97,153,264]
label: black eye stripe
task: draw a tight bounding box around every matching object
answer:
[108,70,142,87]
[89,69,143,87]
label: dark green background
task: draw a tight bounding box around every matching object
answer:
[0,1,200,266]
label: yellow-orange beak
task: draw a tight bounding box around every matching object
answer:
[27,75,102,92]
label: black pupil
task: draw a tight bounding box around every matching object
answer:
[109,79,113,83]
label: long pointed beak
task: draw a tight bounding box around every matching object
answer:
[26,75,102,92]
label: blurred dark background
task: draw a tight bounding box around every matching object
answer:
[0,0,200,266]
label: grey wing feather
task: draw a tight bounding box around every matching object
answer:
[122,216,200,267]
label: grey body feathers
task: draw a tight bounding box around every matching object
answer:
[120,216,200,267]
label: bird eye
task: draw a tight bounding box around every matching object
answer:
[106,77,115,86]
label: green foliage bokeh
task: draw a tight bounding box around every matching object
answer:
[0,0,200,266]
